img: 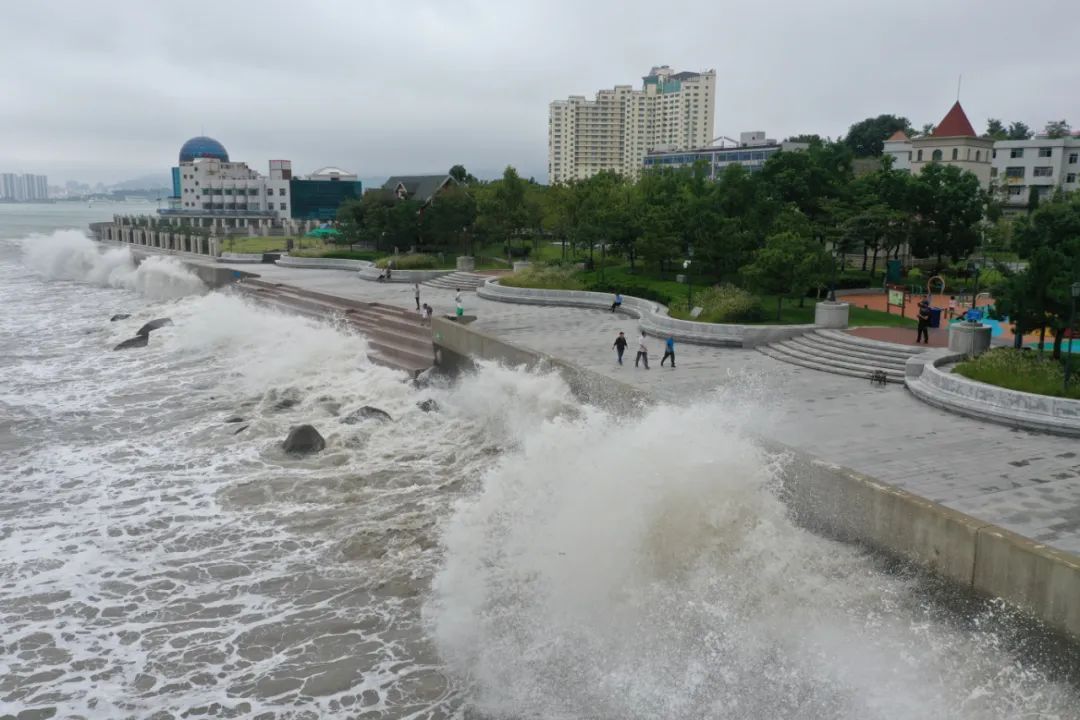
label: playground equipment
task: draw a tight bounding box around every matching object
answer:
[926,275,946,306]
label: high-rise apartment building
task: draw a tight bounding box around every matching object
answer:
[0,173,49,201]
[548,66,716,184]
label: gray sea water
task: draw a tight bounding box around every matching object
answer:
[2,204,1080,719]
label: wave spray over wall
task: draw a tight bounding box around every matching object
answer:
[428,401,1077,719]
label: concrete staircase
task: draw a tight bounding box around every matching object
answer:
[757,329,924,384]
[423,271,489,291]
[236,280,433,375]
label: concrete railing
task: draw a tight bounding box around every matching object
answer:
[357,267,453,283]
[217,252,264,264]
[275,256,374,271]
[905,351,1080,437]
[477,278,816,348]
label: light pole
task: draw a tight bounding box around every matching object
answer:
[683,259,692,308]
[1065,281,1080,393]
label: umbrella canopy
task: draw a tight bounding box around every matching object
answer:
[305,227,341,238]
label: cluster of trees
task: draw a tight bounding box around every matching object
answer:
[995,191,1080,359]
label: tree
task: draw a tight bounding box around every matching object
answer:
[740,231,832,320]
[1044,120,1072,139]
[985,118,1007,140]
[420,185,477,253]
[448,164,478,184]
[1007,121,1033,140]
[918,123,936,137]
[843,115,913,157]
[909,163,986,268]
[335,197,365,245]
[786,134,824,144]
[1028,186,1040,214]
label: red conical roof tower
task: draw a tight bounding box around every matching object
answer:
[932,101,977,138]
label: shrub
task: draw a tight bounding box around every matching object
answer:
[907,267,924,282]
[293,249,382,261]
[954,348,1079,399]
[500,264,585,290]
[375,253,440,270]
[669,283,765,323]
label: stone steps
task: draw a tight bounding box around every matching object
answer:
[423,271,489,290]
[757,329,925,384]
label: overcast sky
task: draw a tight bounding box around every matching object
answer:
[2,0,1078,185]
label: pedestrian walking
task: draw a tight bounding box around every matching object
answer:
[635,331,650,369]
[660,335,676,368]
[613,331,628,365]
[916,300,931,344]
[610,292,623,313]
[422,303,434,326]
[947,295,957,320]
[454,290,464,319]
[414,283,421,310]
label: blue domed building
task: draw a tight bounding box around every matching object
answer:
[178,136,229,163]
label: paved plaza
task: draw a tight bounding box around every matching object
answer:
[244,264,1080,554]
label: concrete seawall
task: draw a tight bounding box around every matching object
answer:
[431,317,1080,640]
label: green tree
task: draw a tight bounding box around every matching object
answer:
[1028,186,1041,214]
[335,197,365,245]
[1044,120,1072,139]
[448,164,478,184]
[985,118,1007,140]
[843,114,913,156]
[786,134,824,144]
[420,184,477,253]
[741,231,832,320]
[1007,121,1033,140]
[909,163,986,267]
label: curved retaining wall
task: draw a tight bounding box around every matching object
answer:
[905,352,1080,437]
[275,256,374,271]
[357,267,452,283]
[217,252,264,264]
[477,279,816,348]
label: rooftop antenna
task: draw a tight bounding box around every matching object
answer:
[956,75,962,102]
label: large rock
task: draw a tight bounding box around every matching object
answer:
[417,399,439,413]
[114,335,149,351]
[341,406,392,424]
[136,318,173,337]
[282,424,325,454]
[110,313,131,322]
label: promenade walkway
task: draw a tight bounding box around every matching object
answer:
[243,264,1080,557]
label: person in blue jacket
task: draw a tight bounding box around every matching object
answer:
[660,335,676,368]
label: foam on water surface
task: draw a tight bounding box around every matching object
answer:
[0,233,1078,719]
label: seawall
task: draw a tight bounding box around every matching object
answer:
[431,317,1080,641]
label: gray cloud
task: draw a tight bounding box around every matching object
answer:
[2,0,1078,184]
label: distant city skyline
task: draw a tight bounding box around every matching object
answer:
[2,1,1079,186]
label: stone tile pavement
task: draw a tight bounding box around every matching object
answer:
[241,264,1080,555]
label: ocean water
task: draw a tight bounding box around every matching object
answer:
[1,220,1079,719]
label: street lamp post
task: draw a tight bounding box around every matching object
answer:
[1065,281,1080,393]
[683,259,692,308]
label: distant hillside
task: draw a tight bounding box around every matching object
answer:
[110,173,172,191]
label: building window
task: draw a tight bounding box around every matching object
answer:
[278,188,286,196]
[279,202,286,210]
[1067,173,1077,184]
[990,167,998,178]
[1033,166,1053,177]
[976,150,981,161]
[267,189,273,195]
[1005,166,1025,178]
[1010,148,1024,158]
[1070,153,1078,164]
[1038,147,1053,158]
[917,149,923,162]
[992,149,997,158]
[932,149,943,162]
[952,148,959,160]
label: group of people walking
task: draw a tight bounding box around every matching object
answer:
[613,330,675,369]
[413,283,464,326]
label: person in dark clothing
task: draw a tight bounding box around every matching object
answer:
[610,292,623,313]
[613,331,628,365]
[660,335,675,368]
[916,301,931,344]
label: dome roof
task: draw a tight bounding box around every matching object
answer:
[311,166,352,176]
[179,136,229,163]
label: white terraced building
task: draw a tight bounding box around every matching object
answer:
[548,65,716,184]
[990,136,1080,208]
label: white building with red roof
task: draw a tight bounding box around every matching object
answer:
[882,129,912,171]
[910,102,994,187]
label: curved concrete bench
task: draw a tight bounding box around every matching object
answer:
[477,278,815,348]
[217,252,263,264]
[275,256,374,271]
[905,352,1080,437]
[357,267,452,283]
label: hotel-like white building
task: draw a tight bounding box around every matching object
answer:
[548,66,716,184]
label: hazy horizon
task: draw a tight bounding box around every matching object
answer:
[2,0,1078,186]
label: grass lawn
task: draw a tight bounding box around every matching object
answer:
[222,236,296,253]
[955,348,1080,399]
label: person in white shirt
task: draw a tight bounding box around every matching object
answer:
[635,331,650,369]
[454,289,464,318]
[414,283,421,310]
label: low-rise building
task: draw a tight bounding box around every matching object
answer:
[990,136,1080,208]
[380,175,458,204]
[643,131,808,178]
[882,130,911,172]
[883,102,993,187]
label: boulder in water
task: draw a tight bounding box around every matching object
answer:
[110,313,131,322]
[282,424,325,454]
[416,399,439,413]
[341,406,392,424]
[232,424,250,435]
[136,318,173,337]
[113,335,149,351]
[224,416,245,423]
